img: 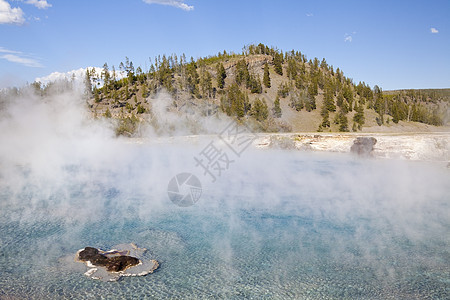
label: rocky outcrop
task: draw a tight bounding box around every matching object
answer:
[75,243,159,282]
[223,55,272,75]
[350,137,377,156]
[77,247,140,272]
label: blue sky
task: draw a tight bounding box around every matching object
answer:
[1,0,449,90]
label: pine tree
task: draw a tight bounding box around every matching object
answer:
[200,70,213,98]
[224,83,247,118]
[321,112,330,128]
[248,73,262,93]
[141,84,148,98]
[84,69,92,100]
[93,87,101,103]
[263,62,271,88]
[289,91,305,111]
[373,85,384,123]
[273,53,283,75]
[353,103,365,130]
[251,98,269,121]
[320,105,330,127]
[286,58,298,80]
[185,61,199,96]
[125,85,130,100]
[101,63,110,91]
[338,111,349,132]
[273,96,282,118]
[104,108,112,118]
[216,63,226,89]
[235,59,249,86]
[137,104,146,114]
[323,81,336,112]
[343,84,353,112]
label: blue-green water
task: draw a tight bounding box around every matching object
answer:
[0,150,449,299]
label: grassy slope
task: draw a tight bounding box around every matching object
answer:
[88,53,449,134]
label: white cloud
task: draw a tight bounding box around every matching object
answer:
[430,27,439,34]
[306,13,313,17]
[1,54,42,67]
[35,67,126,86]
[25,0,51,9]
[0,0,25,24]
[0,46,20,54]
[35,68,95,85]
[143,0,194,11]
[344,32,356,43]
[0,47,42,67]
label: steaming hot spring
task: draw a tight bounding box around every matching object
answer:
[0,93,449,299]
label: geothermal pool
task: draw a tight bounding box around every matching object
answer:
[0,142,449,299]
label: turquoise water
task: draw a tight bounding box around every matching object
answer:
[0,150,449,299]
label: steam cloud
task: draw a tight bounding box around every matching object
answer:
[0,86,449,297]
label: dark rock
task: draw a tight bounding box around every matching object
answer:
[78,247,140,272]
[105,256,140,272]
[78,247,100,260]
[351,137,377,156]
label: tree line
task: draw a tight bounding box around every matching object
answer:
[9,43,445,134]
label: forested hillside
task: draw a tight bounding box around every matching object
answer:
[2,43,448,136]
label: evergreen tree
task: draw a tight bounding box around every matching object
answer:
[263,62,271,88]
[111,65,117,85]
[185,61,199,96]
[320,58,328,71]
[308,79,318,97]
[235,59,249,86]
[104,108,112,118]
[222,83,247,118]
[94,87,100,103]
[137,104,146,114]
[273,52,283,75]
[289,91,305,111]
[323,82,336,112]
[248,73,262,93]
[251,98,269,121]
[101,63,110,93]
[373,85,385,123]
[321,112,330,128]
[286,58,297,80]
[84,69,92,100]
[216,63,226,89]
[304,92,316,112]
[277,82,290,98]
[336,91,344,109]
[136,66,145,84]
[320,105,330,127]
[338,110,349,132]
[273,96,282,117]
[141,84,148,98]
[353,103,365,130]
[343,84,353,112]
[200,70,213,98]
